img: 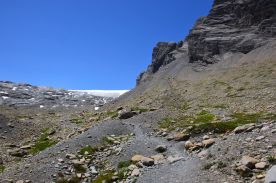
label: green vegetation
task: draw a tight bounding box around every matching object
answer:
[131,107,149,113]
[213,104,228,109]
[29,129,57,154]
[117,160,132,169]
[268,156,276,165]
[56,177,80,183]
[93,171,114,183]
[102,136,114,145]
[0,165,5,173]
[79,145,97,155]
[73,164,86,173]
[194,110,215,123]
[159,117,173,129]
[105,111,119,119]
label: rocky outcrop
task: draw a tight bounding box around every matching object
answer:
[136,41,184,85]
[187,0,276,64]
[137,0,276,85]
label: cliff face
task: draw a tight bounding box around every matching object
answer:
[137,0,276,85]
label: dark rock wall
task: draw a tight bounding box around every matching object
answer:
[136,0,276,85]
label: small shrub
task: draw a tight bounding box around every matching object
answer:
[117,160,132,169]
[268,156,276,165]
[93,171,114,183]
[73,164,86,173]
[79,145,97,155]
[102,136,114,145]
[29,130,57,154]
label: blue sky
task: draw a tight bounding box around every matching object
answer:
[0,0,212,90]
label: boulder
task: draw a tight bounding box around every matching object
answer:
[155,145,167,153]
[141,157,154,166]
[233,124,255,134]
[118,110,137,119]
[131,168,140,177]
[131,155,144,162]
[173,133,190,141]
[202,139,215,148]
[184,141,194,150]
[255,162,267,169]
[8,148,27,157]
[241,156,258,169]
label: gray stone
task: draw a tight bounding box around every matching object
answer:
[265,165,276,183]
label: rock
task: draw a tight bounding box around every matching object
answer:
[66,153,76,160]
[202,139,215,148]
[20,145,32,150]
[265,166,276,183]
[256,174,265,179]
[235,165,253,177]
[255,162,267,169]
[131,168,140,177]
[58,158,64,163]
[0,157,3,165]
[118,110,137,119]
[131,155,144,162]
[203,135,210,140]
[8,148,27,157]
[155,145,167,153]
[167,156,184,164]
[241,156,258,169]
[184,141,194,150]
[90,166,98,175]
[233,124,255,134]
[7,123,14,128]
[151,154,165,164]
[256,136,265,141]
[72,159,84,165]
[141,157,154,166]
[173,133,190,141]
[16,181,24,183]
[128,164,138,171]
[136,42,178,85]
[76,173,82,178]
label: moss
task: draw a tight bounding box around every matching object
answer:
[73,164,86,173]
[0,165,5,173]
[117,160,132,169]
[194,111,215,123]
[29,129,57,154]
[79,146,97,155]
[93,171,114,183]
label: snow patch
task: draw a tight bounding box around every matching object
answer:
[70,90,129,98]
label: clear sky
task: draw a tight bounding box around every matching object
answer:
[0,0,213,90]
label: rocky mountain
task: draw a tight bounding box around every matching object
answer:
[137,0,276,85]
[1,0,276,183]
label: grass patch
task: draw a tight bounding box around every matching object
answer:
[29,129,57,154]
[105,111,119,119]
[93,171,114,183]
[0,165,5,173]
[159,117,173,129]
[194,111,215,123]
[79,145,97,155]
[102,136,115,145]
[188,112,262,135]
[131,107,149,113]
[268,156,276,165]
[73,164,86,173]
[117,160,132,169]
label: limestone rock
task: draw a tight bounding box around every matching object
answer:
[265,165,276,183]
[131,155,144,162]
